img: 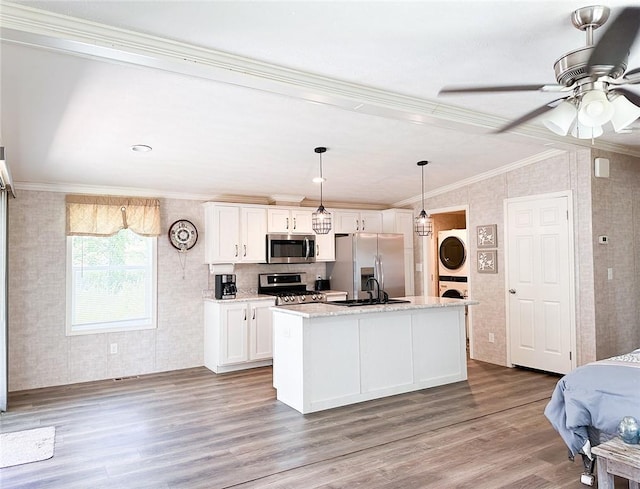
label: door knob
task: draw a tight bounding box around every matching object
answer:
[509,289,516,294]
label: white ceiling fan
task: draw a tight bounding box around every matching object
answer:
[439,5,640,139]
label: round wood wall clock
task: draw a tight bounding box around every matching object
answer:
[168,220,198,251]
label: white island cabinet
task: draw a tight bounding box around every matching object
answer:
[271,296,477,414]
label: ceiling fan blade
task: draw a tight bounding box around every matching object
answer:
[439,84,564,95]
[624,67,640,83]
[494,98,568,134]
[588,7,640,76]
[611,87,640,107]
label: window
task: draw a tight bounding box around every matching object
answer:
[66,228,157,335]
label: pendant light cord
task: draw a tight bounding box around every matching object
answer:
[319,152,323,205]
[421,163,425,211]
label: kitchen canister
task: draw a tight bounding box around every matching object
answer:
[617,416,640,444]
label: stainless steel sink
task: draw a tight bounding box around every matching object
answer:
[328,298,411,307]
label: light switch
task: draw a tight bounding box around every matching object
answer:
[607,268,613,281]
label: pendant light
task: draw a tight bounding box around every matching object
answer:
[312,146,332,235]
[415,161,433,237]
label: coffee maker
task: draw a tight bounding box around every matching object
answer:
[214,274,237,300]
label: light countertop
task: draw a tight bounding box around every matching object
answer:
[203,292,276,303]
[271,296,478,318]
[202,290,347,303]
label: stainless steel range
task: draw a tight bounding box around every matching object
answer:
[258,272,326,305]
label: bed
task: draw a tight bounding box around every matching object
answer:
[544,348,640,485]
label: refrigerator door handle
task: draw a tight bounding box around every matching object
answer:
[379,256,385,291]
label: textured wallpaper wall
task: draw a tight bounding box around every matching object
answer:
[9,148,639,390]
[410,149,625,367]
[8,192,208,391]
[590,149,640,359]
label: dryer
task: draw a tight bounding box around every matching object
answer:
[439,279,468,299]
[438,229,468,278]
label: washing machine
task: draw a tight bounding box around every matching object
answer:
[438,229,469,278]
[439,278,468,299]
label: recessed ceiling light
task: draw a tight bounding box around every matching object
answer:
[131,144,152,152]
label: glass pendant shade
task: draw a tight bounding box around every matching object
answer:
[543,101,577,136]
[577,90,614,127]
[415,160,432,237]
[610,94,640,133]
[312,147,332,235]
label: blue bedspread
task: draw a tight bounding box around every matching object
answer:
[544,350,640,457]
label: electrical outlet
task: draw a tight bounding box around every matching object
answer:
[110,343,118,354]
[488,333,495,343]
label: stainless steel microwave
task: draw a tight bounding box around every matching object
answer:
[266,234,316,264]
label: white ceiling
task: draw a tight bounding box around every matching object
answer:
[1,1,639,206]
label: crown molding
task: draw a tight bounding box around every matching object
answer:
[3,2,640,158]
[392,148,568,208]
[14,181,214,201]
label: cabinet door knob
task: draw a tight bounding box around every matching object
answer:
[356,219,359,231]
[293,217,296,230]
[316,244,319,256]
[243,245,247,257]
[235,245,238,257]
[286,217,289,230]
[362,219,365,230]
[509,288,516,294]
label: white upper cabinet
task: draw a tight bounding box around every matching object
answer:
[382,209,414,245]
[314,229,335,261]
[240,207,268,262]
[267,208,313,234]
[334,210,383,234]
[204,203,267,264]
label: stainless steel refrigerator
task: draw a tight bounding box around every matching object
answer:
[328,233,405,300]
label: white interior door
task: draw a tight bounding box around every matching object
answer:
[506,194,574,374]
[0,191,7,411]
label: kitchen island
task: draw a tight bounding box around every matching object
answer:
[271,296,478,414]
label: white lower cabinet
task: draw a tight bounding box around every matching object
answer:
[204,299,275,373]
[324,291,347,301]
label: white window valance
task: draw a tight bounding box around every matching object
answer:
[66,194,161,237]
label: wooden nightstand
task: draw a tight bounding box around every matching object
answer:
[592,437,640,489]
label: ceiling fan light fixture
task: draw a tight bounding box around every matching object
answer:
[312,147,332,235]
[610,94,640,133]
[578,90,614,127]
[543,100,578,136]
[571,120,604,139]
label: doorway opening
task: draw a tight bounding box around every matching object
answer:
[420,205,471,355]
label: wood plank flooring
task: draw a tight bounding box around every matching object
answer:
[0,360,626,488]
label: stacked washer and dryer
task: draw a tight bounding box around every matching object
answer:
[438,229,468,299]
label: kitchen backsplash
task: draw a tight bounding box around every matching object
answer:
[207,262,329,294]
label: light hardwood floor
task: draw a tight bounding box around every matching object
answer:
[0,360,626,488]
